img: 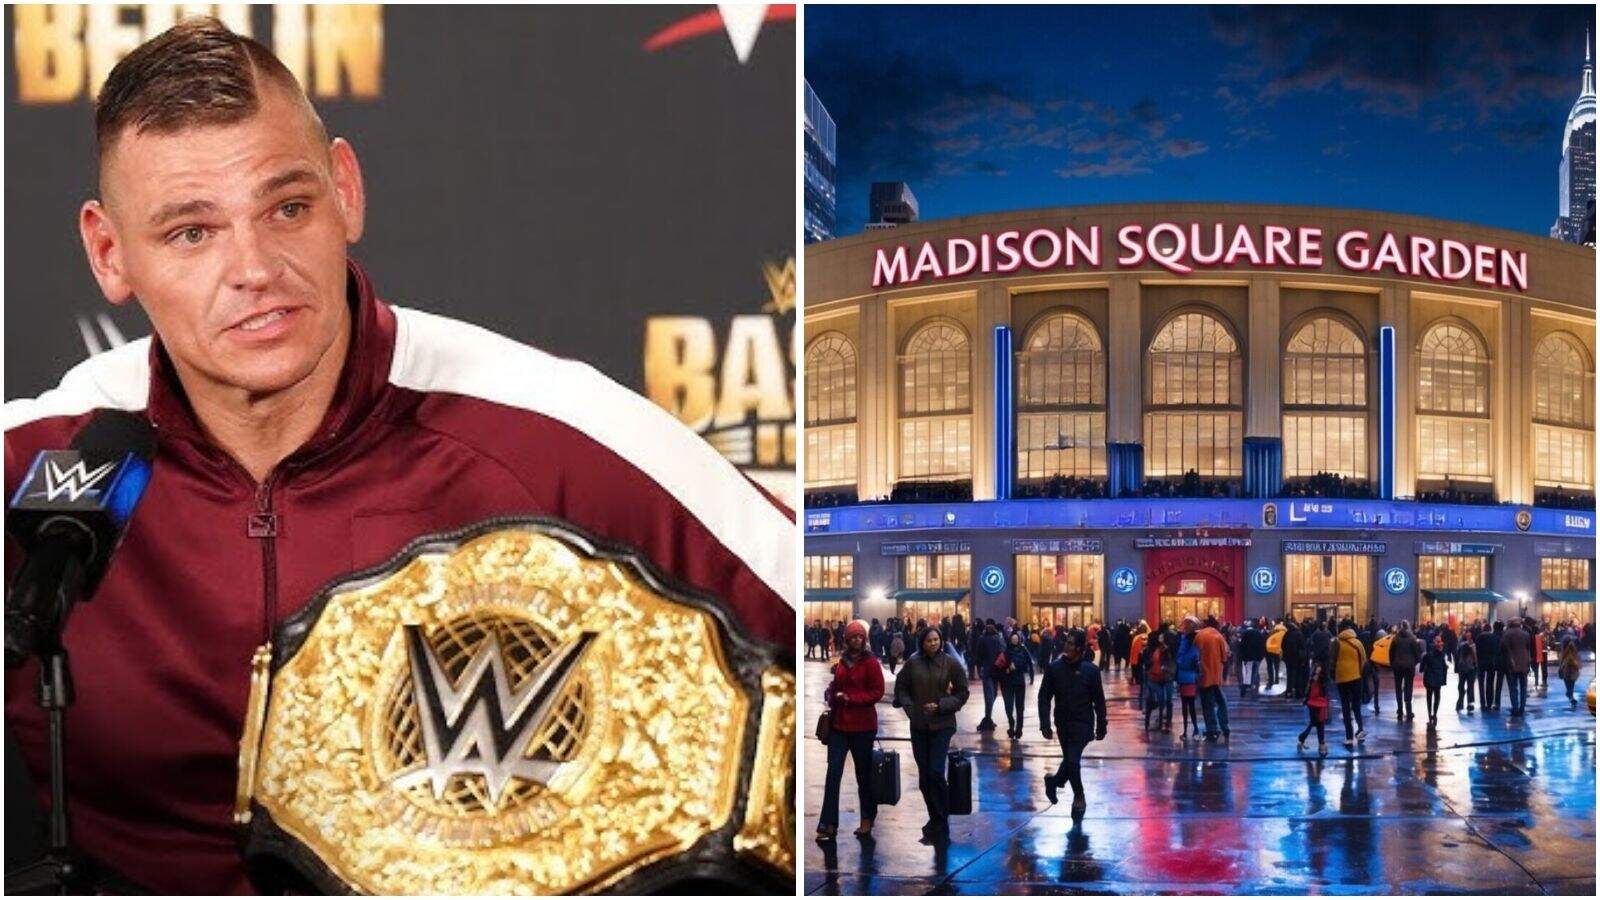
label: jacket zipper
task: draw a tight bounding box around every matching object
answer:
[247,473,282,644]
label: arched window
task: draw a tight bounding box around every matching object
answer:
[804,333,857,487]
[1415,322,1491,482]
[1144,311,1242,478]
[1533,332,1594,489]
[1017,312,1106,480]
[899,320,971,481]
[1282,315,1368,480]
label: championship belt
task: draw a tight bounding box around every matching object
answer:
[233,517,794,894]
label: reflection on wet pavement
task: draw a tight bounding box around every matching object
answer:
[803,658,1597,895]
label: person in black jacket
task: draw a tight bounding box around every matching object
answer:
[999,629,1036,739]
[1239,621,1266,698]
[1476,623,1503,711]
[1038,630,1108,818]
[1455,629,1478,712]
[1388,621,1423,721]
[1282,620,1309,699]
[1420,634,1449,726]
[973,622,1007,731]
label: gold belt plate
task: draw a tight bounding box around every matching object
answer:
[235,518,792,894]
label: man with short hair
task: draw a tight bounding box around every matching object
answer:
[3,19,792,895]
[1500,617,1533,715]
[1038,630,1107,817]
[1194,617,1230,740]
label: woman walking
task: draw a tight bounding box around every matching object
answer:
[1000,629,1035,739]
[1176,626,1202,739]
[1559,637,1582,707]
[1421,634,1448,726]
[1455,632,1478,713]
[893,626,970,845]
[1297,657,1333,756]
[817,620,885,841]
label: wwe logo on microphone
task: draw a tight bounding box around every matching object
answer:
[21,453,117,505]
[390,625,596,809]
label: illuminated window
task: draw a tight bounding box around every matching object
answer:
[1417,555,1486,590]
[900,554,972,625]
[1416,322,1490,482]
[1284,554,1370,625]
[807,602,853,626]
[1282,316,1368,480]
[1144,311,1242,477]
[1532,332,1594,489]
[804,333,858,487]
[1541,558,1595,625]
[899,321,971,480]
[804,555,854,589]
[1017,312,1106,479]
[1015,554,1103,629]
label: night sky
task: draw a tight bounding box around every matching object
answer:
[806,5,1596,237]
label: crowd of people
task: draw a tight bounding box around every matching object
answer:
[810,611,1594,845]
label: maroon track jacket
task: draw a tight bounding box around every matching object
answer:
[3,260,795,894]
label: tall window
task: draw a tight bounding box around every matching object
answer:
[1017,312,1106,480]
[804,333,857,487]
[1144,311,1242,478]
[1416,322,1491,482]
[1532,332,1594,489]
[899,321,971,480]
[900,554,971,625]
[1417,555,1486,589]
[1283,316,1368,480]
[805,555,854,589]
[1540,557,1591,590]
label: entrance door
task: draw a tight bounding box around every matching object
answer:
[1032,602,1095,630]
[1158,594,1225,626]
[1288,601,1354,626]
[1427,601,1493,628]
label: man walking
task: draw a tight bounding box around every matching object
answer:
[1500,617,1532,716]
[974,621,1006,731]
[1240,619,1266,698]
[1193,617,1230,741]
[1039,630,1108,818]
[1333,623,1369,746]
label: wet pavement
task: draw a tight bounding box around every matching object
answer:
[803,656,1597,895]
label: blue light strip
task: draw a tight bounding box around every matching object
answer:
[994,325,1013,501]
[1379,325,1396,500]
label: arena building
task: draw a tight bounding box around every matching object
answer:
[802,203,1597,632]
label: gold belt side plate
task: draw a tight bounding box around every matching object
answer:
[244,525,753,895]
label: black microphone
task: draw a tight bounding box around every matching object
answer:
[6,410,156,667]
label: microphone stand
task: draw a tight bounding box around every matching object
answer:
[5,540,95,895]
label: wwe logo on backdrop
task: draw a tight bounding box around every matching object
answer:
[390,626,595,809]
[30,458,116,503]
[76,313,131,356]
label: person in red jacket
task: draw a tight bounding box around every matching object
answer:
[816,620,885,840]
[4,18,793,894]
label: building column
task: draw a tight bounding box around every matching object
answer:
[1244,277,1282,497]
[1106,276,1143,494]
[1382,287,1414,498]
[1107,276,1143,444]
[858,298,891,501]
[1499,301,1531,505]
[972,283,1010,501]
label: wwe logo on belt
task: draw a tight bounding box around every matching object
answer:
[30,456,117,503]
[390,625,596,809]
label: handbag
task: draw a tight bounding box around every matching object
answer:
[815,711,832,744]
[992,650,1009,676]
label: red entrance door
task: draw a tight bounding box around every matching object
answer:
[1143,546,1245,626]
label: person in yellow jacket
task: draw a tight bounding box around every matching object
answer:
[1333,627,1369,746]
[1265,620,1286,691]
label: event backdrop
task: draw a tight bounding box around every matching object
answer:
[4,3,797,503]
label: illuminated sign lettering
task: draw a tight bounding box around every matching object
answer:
[871,221,1529,292]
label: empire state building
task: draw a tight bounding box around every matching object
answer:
[1552,32,1596,244]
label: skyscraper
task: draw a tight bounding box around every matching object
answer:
[804,81,837,244]
[1552,31,1595,244]
[867,182,919,229]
